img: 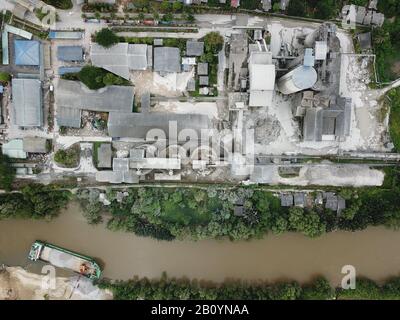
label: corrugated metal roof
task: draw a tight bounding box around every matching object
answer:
[58,66,83,75]
[14,40,40,66]
[107,112,211,141]
[2,139,27,159]
[57,46,83,61]
[12,78,43,127]
[197,62,208,75]
[56,106,82,128]
[48,31,83,39]
[56,79,134,113]
[154,47,181,73]
[91,43,148,79]
[186,41,204,56]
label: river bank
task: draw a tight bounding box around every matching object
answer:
[2,202,400,287]
[0,266,112,300]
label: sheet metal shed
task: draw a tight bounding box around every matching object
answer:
[154,47,181,73]
[12,78,43,127]
[57,46,84,62]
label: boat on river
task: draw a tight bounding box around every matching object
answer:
[28,240,102,280]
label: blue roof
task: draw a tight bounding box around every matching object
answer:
[14,40,40,66]
[58,66,82,75]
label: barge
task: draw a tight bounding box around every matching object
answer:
[28,240,101,280]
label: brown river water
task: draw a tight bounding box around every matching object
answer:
[1,202,400,286]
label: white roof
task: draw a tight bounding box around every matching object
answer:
[250,64,275,91]
[315,41,327,60]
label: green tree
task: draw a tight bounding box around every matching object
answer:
[287,0,306,17]
[288,207,326,238]
[315,0,336,20]
[153,11,160,20]
[0,154,15,191]
[95,28,119,48]
[204,32,224,54]
[133,0,149,11]
[172,1,182,12]
[138,12,145,20]
[160,0,171,12]
[94,11,101,20]
[163,12,173,22]
[301,277,335,300]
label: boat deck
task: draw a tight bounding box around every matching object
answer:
[40,246,91,273]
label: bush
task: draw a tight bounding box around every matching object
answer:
[388,88,400,152]
[301,277,335,300]
[204,32,224,54]
[54,146,79,168]
[95,28,119,48]
[0,71,11,83]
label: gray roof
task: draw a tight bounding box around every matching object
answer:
[91,43,148,79]
[280,193,293,207]
[325,193,338,211]
[113,158,129,172]
[22,137,47,153]
[294,193,306,207]
[56,106,81,128]
[358,32,372,50]
[186,41,204,56]
[12,78,43,127]
[187,78,195,91]
[107,112,211,141]
[154,39,163,46]
[57,46,83,61]
[303,97,352,142]
[97,143,112,168]
[197,62,208,75]
[154,47,181,73]
[95,170,139,184]
[56,79,134,113]
[199,76,209,86]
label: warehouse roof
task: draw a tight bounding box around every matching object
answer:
[22,137,47,153]
[91,43,148,79]
[154,47,181,73]
[107,112,211,141]
[186,41,204,56]
[56,106,82,128]
[12,78,43,127]
[14,40,40,66]
[56,79,134,113]
[2,139,27,159]
[57,46,83,61]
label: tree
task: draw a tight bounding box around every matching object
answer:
[288,207,326,238]
[94,11,101,20]
[95,28,119,48]
[103,73,124,86]
[138,12,145,20]
[314,0,336,20]
[160,0,171,12]
[163,12,173,22]
[204,32,224,54]
[172,1,182,12]
[0,154,15,191]
[153,11,160,20]
[301,277,335,300]
[133,0,149,11]
[287,0,306,17]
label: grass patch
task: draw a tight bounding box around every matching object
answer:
[54,145,80,168]
[388,88,400,152]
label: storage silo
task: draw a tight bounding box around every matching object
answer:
[277,65,318,95]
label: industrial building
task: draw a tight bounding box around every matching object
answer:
[186,41,204,56]
[14,39,40,66]
[91,43,149,79]
[153,47,181,73]
[12,78,43,127]
[57,46,84,62]
[55,79,134,128]
[248,51,275,107]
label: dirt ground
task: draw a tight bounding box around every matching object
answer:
[0,267,112,300]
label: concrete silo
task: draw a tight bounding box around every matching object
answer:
[277,65,318,95]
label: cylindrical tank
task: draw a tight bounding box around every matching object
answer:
[277,66,318,95]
